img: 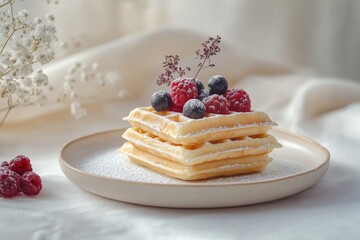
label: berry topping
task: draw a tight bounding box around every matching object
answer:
[9,155,32,176]
[208,75,228,95]
[203,94,230,114]
[183,99,206,119]
[197,89,210,101]
[224,88,251,112]
[170,78,198,107]
[151,91,172,112]
[19,171,42,196]
[169,104,183,113]
[0,169,20,198]
[194,78,204,92]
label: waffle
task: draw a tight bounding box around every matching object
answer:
[123,107,277,145]
[122,127,282,166]
[120,142,272,181]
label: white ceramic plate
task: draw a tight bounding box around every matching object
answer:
[59,128,330,208]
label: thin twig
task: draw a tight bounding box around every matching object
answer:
[0,0,11,9]
[0,96,14,128]
[194,57,207,79]
[0,29,15,55]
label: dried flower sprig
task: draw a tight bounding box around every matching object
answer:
[194,35,221,79]
[156,35,221,85]
[58,62,123,119]
[157,55,190,85]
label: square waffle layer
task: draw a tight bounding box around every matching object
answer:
[123,107,277,145]
[122,127,282,166]
[120,142,272,181]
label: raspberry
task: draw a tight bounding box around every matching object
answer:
[183,99,206,119]
[203,94,230,114]
[224,88,251,112]
[169,104,183,113]
[9,155,32,176]
[19,171,42,196]
[170,78,198,107]
[0,169,20,198]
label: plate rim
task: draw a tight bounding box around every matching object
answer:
[59,127,330,187]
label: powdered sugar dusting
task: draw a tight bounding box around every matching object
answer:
[72,150,312,185]
[63,129,324,186]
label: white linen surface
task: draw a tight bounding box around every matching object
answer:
[1,29,360,240]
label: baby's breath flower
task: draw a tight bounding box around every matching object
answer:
[63,81,73,93]
[46,14,55,21]
[92,62,99,71]
[33,23,47,39]
[59,61,123,119]
[22,37,32,48]
[0,22,11,37]
[33,70,48,86]
[80,71,88,82]
[70,101,86,119]
[33,17,41,25]
[20,77,32,87]
[18,9,29,21]
[105,71,122,86]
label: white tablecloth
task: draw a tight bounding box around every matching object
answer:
[1,29,360,240]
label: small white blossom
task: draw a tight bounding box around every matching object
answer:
[80,71,88,82]
[33,17,41,24]
[20,77,32,87]
[35,52,51,65]
[22,36,32,48]
[18,9,29,21]
[80,64,87,73]
[16,64,33,76]
[64,74,76,83]
[70,91,77,99]
[0,23,11,38]
[96,73,105,86]
[92,62,99,71]
[71,101,86,119]
[63,81,73,93]
[105,71,122,86]
[33,70,48,86]
[46,14,55,21]
[33,23,46,39]
[5,81,17,94]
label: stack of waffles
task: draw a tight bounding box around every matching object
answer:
[120,106,282,180]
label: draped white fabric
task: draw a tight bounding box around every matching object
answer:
[1,1,360,239]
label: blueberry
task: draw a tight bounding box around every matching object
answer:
[208,75,228,95]
[197,89,209,101]
[183,99,206,119]
[194,78,204,92]
[151,91,172,111]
